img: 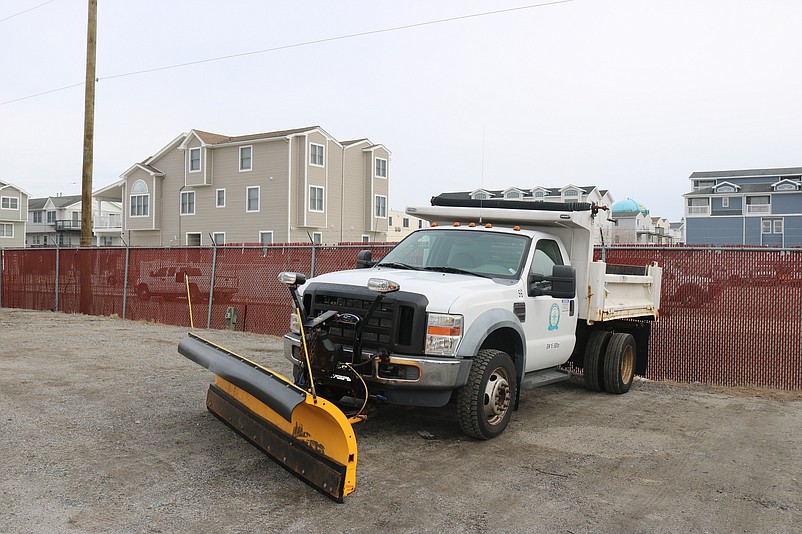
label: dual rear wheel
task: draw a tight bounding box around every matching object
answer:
[583,331,636,394]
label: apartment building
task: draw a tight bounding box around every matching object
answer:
[0,180,29,248]
[121,126,390,246]
[684,167,802,246]
[26,190,123,247]
[387,209,429,242]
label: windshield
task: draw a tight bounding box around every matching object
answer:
[378,229,530,279]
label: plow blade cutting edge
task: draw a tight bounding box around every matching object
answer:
[178,332,357,501]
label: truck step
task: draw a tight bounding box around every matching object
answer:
[520,368,571,390]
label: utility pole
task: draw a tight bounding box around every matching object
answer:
[79,0,97,314]
[81,0,97,246]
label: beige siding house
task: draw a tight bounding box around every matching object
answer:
[121,127,390,246]
[0,180,29,248]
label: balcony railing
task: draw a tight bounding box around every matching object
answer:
[746,204,770,215]
[55,220,81,231]
[686,206,710,216]
[93,214,122,230]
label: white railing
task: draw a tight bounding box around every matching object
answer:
[93,214,122,229]
[686,206,710,216]
[746,205,770,215]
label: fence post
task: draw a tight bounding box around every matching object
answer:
[207,243,218,329]
[310,243,316,278]
[53,239,60,312]
[601,244,607,263]
[122,242,130,319]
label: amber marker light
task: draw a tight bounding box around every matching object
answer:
[453,222,461,227]
[513,226,521,231]
[468,222,476,227]
[485,223,493,228]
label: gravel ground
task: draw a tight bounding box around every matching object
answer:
[1,308,801,533]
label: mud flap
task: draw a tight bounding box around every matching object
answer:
[178,333,357,501]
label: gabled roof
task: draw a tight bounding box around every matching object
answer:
[690,167,802,179]
[771,178,801,190]
[362,143,392,156]
[185,126,324,148]
[713,181,741,191]
[30,195,82,209]
[0,180,31,197]
[121,162,165,179]
[342,138,370,147]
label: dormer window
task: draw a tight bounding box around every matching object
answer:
[533,191,545,199]
[773,179,800,192]
[563,189,579,198]
[189,147,201,172]
[505,191,521,199]
[717,185,736,193]
[474,192,488,200]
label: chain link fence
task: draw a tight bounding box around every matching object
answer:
[1,243,800,389]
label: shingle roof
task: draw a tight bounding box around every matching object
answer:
[194,126,320,145]
[690,167,802,179]
[29,195,83,209]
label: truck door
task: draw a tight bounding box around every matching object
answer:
[523,239,578,371]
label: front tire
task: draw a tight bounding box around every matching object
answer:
[604,333,636,394]
[457,349,517,440]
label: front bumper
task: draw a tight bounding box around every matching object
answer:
[283,333,471,391]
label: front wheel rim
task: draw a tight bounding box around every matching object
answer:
[482,367,512,426]
[621,345,635,382]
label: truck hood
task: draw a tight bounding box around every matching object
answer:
[303,268,513,312]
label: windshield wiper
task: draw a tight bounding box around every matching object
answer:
[377,261,417,270]
[423,266,490,278]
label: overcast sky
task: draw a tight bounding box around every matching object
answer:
[2,0,801,221]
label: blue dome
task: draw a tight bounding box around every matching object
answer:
[612,198,649,215]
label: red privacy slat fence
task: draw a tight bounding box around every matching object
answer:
[1,244,800,390]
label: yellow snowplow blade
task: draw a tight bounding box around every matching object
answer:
[178,333,357,501]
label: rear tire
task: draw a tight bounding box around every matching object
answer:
[457,349,517,440]
[584,330,611,392]
[604,333,636,394]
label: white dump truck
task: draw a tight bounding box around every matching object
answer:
[180,197,662,500]
[282,197,662,440]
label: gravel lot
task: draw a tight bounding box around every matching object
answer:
[2,308,801,533]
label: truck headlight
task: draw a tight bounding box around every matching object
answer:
[425,313,463,356]
[289,311,300,334]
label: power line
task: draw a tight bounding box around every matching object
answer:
[0,0,59,23]
[0,0,575,106]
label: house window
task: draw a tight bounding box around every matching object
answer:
[180,191,195,215]
[216,189,226,208]
[746,196,770,214]
[563,189,579,198]
[375,158,387,178]
[0,223,12,238]
[47,210,56,223]
[130,180,149,217]
[473,192,488,200]
[717,185,736,193]
[100,236,113,246]
[722,197,729,208]
[505,191,521,199]
[33,211,43,223]
[259,231,273,246]
[693,179,716,190]
[1,197,19,209]
[374,195,387,218]
[189,147,201,172]
[186,232,201,246]
[418,220,423,228]
[763,218,784,234]
[402,218,409,228]
[310,143,324,166]
[312,232,323,244]
[388,216,393,225]
[212,232,225,245]
[309,186,324,212]
[239,146,252,171]
[246,186,260,212]
[534,191,545,200]
[362,235,370,243]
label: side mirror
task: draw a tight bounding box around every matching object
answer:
[356,250,376,269]
[528,265,576,299]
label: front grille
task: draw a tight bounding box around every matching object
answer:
[305,282,428,355]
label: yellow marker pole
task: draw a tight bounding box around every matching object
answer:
[185,273,194,329]
[296,307,317,402]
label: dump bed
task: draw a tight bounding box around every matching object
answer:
[585,261,662,323]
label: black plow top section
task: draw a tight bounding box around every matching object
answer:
[178,332,305,422]
[430,195,594,212]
